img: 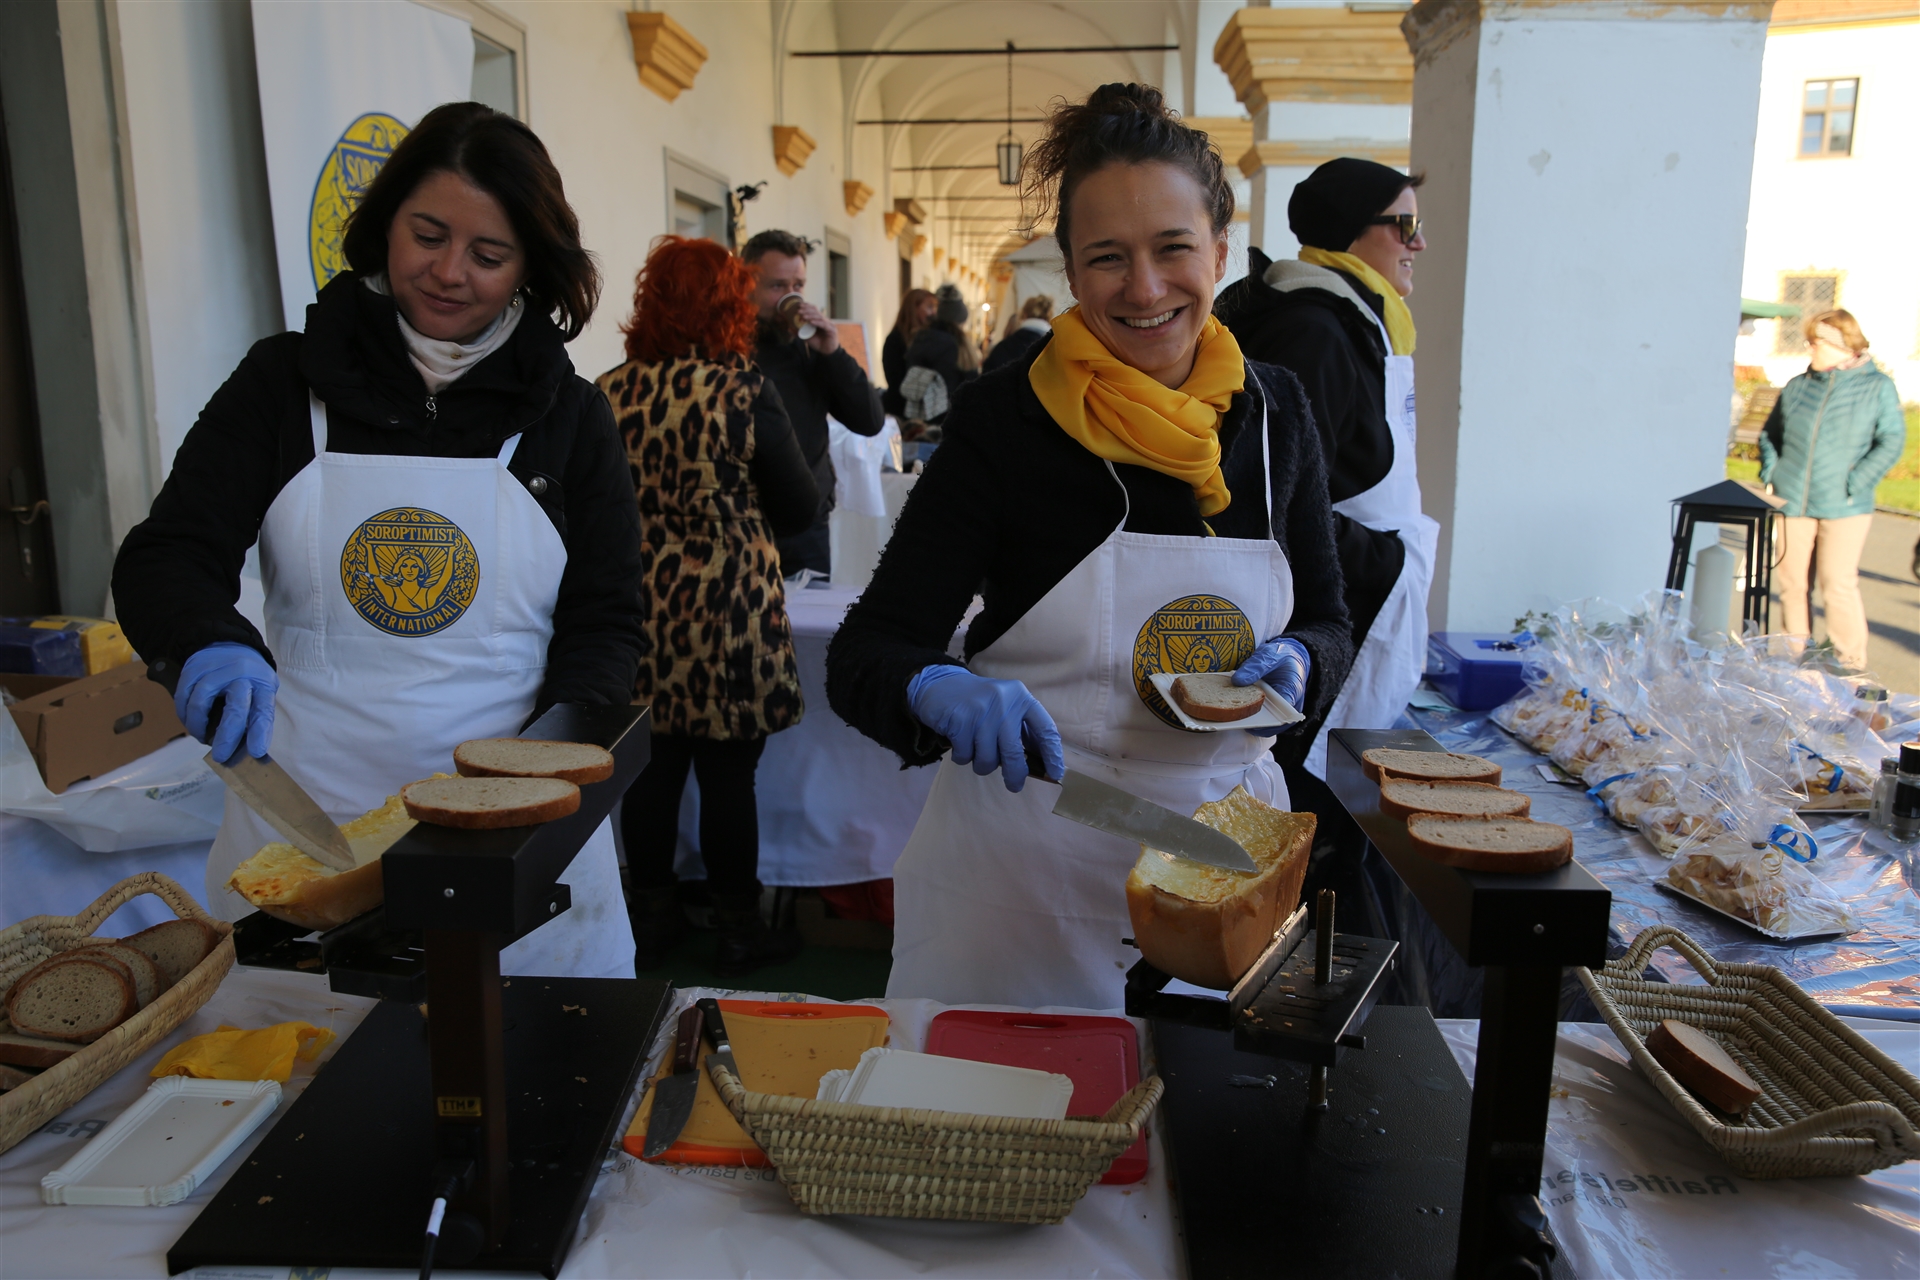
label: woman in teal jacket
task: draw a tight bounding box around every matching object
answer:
[1759,308,1906,669]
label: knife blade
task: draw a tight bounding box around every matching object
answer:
[205,751,356,872]
[641,1005,707,1160]
[694,997,740,1083]
[1024,744,1257,873]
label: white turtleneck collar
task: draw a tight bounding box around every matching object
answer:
[363,273,526,394]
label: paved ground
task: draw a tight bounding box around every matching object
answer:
[1774,509,1920,694]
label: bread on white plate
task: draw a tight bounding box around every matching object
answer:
[1405,814,1572,874]
[1169,674,1267,724]
[1378,778,1530,823]
[1125,786,1314,989]
[4,953,139,1043]
[402,775,580,830]
[453,738,614,785]
[1361,748,1501,787]
[229,787,423,931]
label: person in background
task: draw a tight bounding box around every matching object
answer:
[1215,159,1438,792]
[599,236,819,975]
[882,288,936,417]
[984,294,1055,373]
[744,230,885,577]
[902,284,981,423]
[112,103,641,977]
[1760,308,1906,670]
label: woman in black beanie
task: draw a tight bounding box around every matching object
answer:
[1215,156,1438,791]
[903,283,981,421]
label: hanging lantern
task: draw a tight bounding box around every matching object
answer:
[997,136,1023,186]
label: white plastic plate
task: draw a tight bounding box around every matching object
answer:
[823,1047,1074,1120]
[1148,672,1303,733]
[41,1076,281,1206]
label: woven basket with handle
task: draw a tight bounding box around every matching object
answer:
[708,1058,1163,1222]
[1579,925,1920,1179]
[0,872,234,1155]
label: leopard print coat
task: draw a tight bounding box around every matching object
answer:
[596,354,803,740]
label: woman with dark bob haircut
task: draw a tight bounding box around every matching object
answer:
[114,102,645,978]
[596,236,818,976]
[827,84,1352,1010]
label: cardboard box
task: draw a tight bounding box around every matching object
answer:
[5,662,189,794]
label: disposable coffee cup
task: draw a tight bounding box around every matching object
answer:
[776,293,817,341]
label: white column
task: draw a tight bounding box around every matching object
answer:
[1405,1,1771,631]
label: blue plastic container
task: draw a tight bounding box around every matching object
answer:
[1424,632,1532,711]
[0,624,86,677]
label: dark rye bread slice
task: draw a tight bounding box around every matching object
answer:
[1378,778,1531,823]
[1169,673,1267,723]
[1646,1019,1762,1115]
[5,954,138,1043]
[454,738,615,785]
[1405,814,1572,874]
[120,919,219,986]
[0,1031,80,1070]
[1362,748,1502,787]
[402,775,581,829]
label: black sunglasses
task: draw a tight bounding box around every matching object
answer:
[1366,213,1423,245]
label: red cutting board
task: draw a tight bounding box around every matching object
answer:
[923,1011,1148,1184]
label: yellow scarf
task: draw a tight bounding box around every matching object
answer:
[1029,307,1246,518]
[1297,247,1415,356]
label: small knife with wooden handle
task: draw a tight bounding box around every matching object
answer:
[641,1005,707,1160]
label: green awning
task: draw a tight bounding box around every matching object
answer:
[1741,298,1801,319]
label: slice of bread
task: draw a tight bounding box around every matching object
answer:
[1362,748,1502,787]
[1125,787,1314,989]
[119,919,218,986]
[402,776,580,829]
[5,954,137,1043]
[454,738,615,785]
[1646,1018,1761,1115]
[70,942,166,1005]
[1169,674,1267,724]
[0,1031,80,1069]
[229,787,419,931]
[1405,814,1572,874]
[1379,778,1531,823]
[0,1062,37,1092]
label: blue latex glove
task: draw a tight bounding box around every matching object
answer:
[1232,636,1311,738]
[175,642,277,764]
[906,663,1063,793]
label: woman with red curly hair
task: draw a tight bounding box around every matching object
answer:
[597,235,818,975]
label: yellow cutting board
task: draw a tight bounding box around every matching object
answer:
[624,1000,889,1166]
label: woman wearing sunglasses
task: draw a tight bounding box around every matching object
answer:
[1216,158,1439,792]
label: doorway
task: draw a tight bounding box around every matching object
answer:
[0,101,55,614]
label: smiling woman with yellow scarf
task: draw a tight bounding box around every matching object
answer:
[824,83,1353,1012]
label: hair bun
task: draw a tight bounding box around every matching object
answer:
[1084,82,1169,118]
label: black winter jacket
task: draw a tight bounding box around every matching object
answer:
[113,272,645,713]
[751,334,886,526]
[825,342,1352,768]
[1215,246,1406,646]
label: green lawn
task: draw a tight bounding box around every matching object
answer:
[1729,404,1920,514]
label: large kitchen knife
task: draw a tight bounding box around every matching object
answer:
[205,751,356,872]
[641,1005,707,1160]
[694,997,740,1083]
[1025,745,1257,874]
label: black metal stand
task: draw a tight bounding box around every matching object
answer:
[176,703,666,1276]
[1663,479,1784,631]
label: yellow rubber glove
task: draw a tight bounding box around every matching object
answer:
[150,1021,335,1083]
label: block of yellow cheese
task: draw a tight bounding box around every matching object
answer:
[226,783,434,931]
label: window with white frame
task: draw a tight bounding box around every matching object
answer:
[1799,79,1858,157]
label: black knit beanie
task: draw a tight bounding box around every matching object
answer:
[935,284,969,327]
[1288,157,1414,251]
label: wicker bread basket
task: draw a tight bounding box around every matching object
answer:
[0,873,234,1154]
[1579,925,1920,1179]
[707,1058,1163,1222]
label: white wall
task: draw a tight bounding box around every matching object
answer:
[1733,19,1919,400]
[1409,6,1769,632]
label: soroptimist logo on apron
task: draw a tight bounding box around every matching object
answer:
[308,112,408,290]
[1131,594,1255,728]
[339,507,479,636]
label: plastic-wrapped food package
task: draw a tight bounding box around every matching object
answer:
[1663,840,1859,939]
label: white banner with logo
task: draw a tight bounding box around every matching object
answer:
[251,0,473,330]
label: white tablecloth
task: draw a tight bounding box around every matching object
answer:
[670,581,962,889]
[3,966,1912,1279]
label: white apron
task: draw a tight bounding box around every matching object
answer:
[1304,313,1440,779]
[204,397,634,979]
[888,398,1294,1009]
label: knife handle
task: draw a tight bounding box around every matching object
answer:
[694,997,733,1056]
[671,1005,704,1073]
[1021,733,1061,786]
